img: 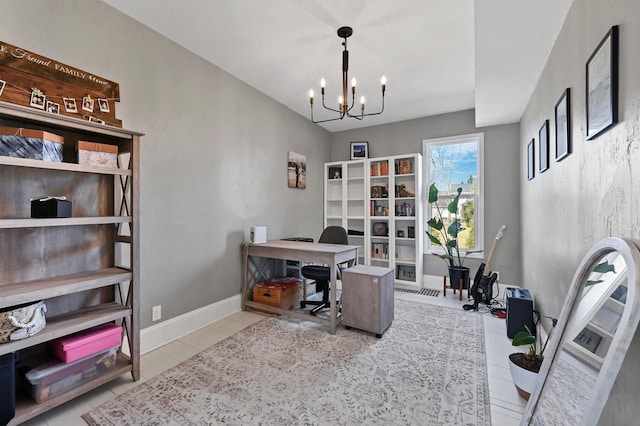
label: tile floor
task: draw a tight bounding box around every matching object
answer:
[22,288,527,425]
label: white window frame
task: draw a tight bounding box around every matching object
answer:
[422,133,484,258]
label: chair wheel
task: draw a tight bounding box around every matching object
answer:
[345,326,351,330]
[300,302,306,308]
[375,333,382,338]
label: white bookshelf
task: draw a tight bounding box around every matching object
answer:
[324,154,423,289]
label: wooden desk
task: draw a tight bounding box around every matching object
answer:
[242,240,359,334]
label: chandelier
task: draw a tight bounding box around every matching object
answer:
[308,26,386,123]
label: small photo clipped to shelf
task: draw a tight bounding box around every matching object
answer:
[350,141,368,160]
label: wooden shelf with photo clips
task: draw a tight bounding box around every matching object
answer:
[0,100,142,425]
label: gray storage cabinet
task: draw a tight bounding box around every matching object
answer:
[341,265,394,337]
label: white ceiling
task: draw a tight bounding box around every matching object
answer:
[102,0,573,132]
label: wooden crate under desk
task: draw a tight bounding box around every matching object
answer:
[252,279,300,313]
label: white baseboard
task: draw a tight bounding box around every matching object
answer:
[139,294,242,355]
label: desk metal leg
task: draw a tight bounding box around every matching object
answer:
[330,255,337,334]
[242,244,249,310]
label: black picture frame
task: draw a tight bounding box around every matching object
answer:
[555,88,571,161]
[350,141,369,160]
[574,327,603,354]
[539,120,549,173]
[527,139,535,181]
[586,25,619,140]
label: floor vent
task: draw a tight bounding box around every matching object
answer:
[394,287,440,297]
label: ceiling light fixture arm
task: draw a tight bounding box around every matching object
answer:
[308,26,386,124]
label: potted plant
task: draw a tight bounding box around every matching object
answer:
[425,183,474,289]
[509,317,557,400]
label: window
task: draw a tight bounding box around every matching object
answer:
[423,133,484,255]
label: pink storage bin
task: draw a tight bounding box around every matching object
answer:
[50,323,121,363]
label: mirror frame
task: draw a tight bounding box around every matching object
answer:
[522,237,640,425]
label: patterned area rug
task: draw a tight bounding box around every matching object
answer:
[83,300,490,425]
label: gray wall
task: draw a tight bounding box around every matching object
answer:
[330,110,522,285]
[519,0,640,422]
[1,0,330,328]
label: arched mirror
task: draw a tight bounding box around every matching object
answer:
[522,237,640,425]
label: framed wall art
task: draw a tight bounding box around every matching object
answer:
[350,141,369,160]
[527,139,535,181]
[287,151,306,189]
[539,120,549,173]
[586,25,619,140]
[555,88,571,161]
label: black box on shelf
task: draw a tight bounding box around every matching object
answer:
[31,198,72,218]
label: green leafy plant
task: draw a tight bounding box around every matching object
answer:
[425,183,477,267]
[585,260,616,286]
[512,316,558,363]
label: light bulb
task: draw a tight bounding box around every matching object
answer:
[381,76,387,85]
[309,89,314,99]
[320,78,326,88]
[351,77,357,88]
[338,95,344,105]
[360,96,365,111]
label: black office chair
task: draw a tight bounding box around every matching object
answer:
[300,226,349,316]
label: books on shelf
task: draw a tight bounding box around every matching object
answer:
[396,159,412,175]
[370,161,388,177]
[370,201,389,216]
[371,242,389,259]
[395,201,414,216]
[394,184,415,198]
[396,265,416,281]
[370,184,388,198]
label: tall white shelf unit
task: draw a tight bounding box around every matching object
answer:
[325,160,367,265]
[324,154,423,290]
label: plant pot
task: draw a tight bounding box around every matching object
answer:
[508,352,542,400]
[448,266,470,290]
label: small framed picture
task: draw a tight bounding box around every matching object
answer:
[574,327,603,353]
[82,96,94,112]
[287,151,306,189]
[30,91,46,109]
[586,25,619,140]
[89,116,105,124]
[46,101,60,114]
[350,141,369,160]
[527,139,535,181]
[611,284,628,303]
[98,98,110,113]
[63,97,78,113]
[539,120,549,173]
[0,80,5,96]
[554,88,571,161]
